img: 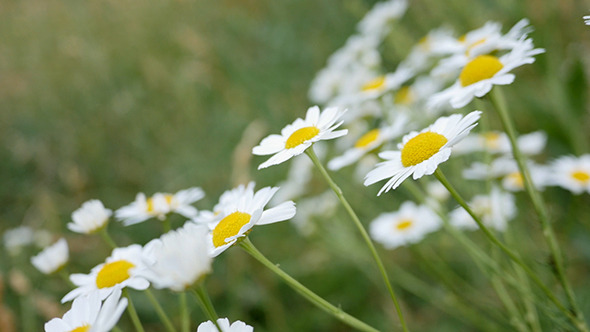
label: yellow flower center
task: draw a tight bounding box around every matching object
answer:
[285,126,320,149]
[458,34,467,43]
[482,132,501,149]
[506,172,524,189]
[401,132,448,167]
[459,55,504,87]
[70,325,91,332]
[418,36,430,51]
[396,219,413,231]
[571,170,590,183]
[146,194,173,213]
[395,86,414,105]
[355,129,380,148]
[212,212,252,248]
[95,260,135,289]
[361,76,386,92]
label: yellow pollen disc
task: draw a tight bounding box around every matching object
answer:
[70,325,91,332]
[395,86,414,105]
[361,76,386,92]
[459,55,504,87]
[146,197,155,213]
[483,132,501,148]
[396,219,413,231]
[401,132,448,167]
[571,170,590,183]
[506,172,524,188]
[95,260,135,289]
[355,129,380,148]
[212,212,252,248]
[466,38,486,56]
[285,126,320,149]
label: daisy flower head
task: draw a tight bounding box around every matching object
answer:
[449,187,516,232]
[195,182,257,224]
[31,238,69,275]
[46,288,127,332]
[453,130,547,156]
[142,223,212,291]
[547,154,590,194]
[197,318,254,332]
[69,200,112,234]
[428,36,545,109]
[462,157,549,192]
[252,106,348,169]
[370,201,441,250]
[115,187,205,226]
[62,244,149,303]
[365,111,481,195]
[206,184,296,257]
[357,0,407,39]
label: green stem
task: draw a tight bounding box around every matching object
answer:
[180,292,190,332]
[434,168,577,325]
[239,238,379,332]
[489,87,587,331]
[123,289,146,332]
[99,227,117,249]
[305,147,409,332]
[162,218,171,234]
[192,284,221,331]
[144,288,177,332]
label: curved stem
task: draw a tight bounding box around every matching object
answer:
[123,289,146,332]
[240,238,379,332]
[144,288,177,332]
[192,284,221,331]
[99,227,117,249]
[305,147,409,332]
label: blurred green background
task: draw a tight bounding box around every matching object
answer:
[1,0,590,331]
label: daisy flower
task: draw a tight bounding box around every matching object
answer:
[584,15,590,25]
[45,288,127,332]
[453,130,547,156]
[449,187,516,232]
[142,223,212,291]
[197,318,254,332]
[428,37,544,109]
[31,238,69,275]
[62,244,149,303]
[115,187,205,226]
[328,115,408,171]
[357,0,407,38]
[547,155,590,194]
[462,157,549,192]
[206,184,296,257]
[252,106,347,169]
[364,111,481,195]
[370,201,440,250]
[69,200,112,234]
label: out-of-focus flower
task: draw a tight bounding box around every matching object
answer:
[449,187,516,232]
[453,130,546,156]
[31,238,69,275]
[3,226,35,254]
[357,0,407,38]
[462,157,549,192]
[69,200,112,234]
[197,318,254,332]
[547,155,590,194]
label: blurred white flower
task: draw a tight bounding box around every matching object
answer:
[197,318,253,332]
[31,238,69,275]
[449,187,516,232]
[3,226,35,254]
[453,130,546,156]
[69,200,112,234]
[547,155,590,194]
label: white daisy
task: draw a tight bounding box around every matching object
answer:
[364,111,481,195]
[69,200,112,234]
[115,187,205,226]
[141,223,212,291]
[462,157,549,192]
[449,187,516,232]
[252,106,347,169]
[194,182,257,224]
[453,130,547,156]
[31,238,69,275]
[428,37,544,109]
[328,114,408,171]
[45,288,128,332]
[357,0,407,38]
[206,184,296,257]
[62,244,149,303]
[584,15,590,25]
[3,226,35,254]
[400,27,457,73]
[547,155,590,194]
[197,318,254,332]
[370,201,441,250]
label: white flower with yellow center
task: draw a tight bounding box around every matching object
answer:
[252,106,347,169]
[370,201,440,250]
[69,200,112,234]
[428,37,544,109]
[115,187,205,226]
[46,288,128,332]
[31,238,69,275]
[195,182,257,224]
[328,115,408,171]
[453,130,547,156]
[547,155,590,194]
[462,157,549,192]
[197,318,254,332]
[365,111,481,195]
[142,223,212,291]
[61,245,149,303]
[449,187,516,232]
[206,185,296,257]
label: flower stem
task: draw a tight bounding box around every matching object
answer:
[144,288,177,332]
[99,227,117,249]
[305,147,409,332]
[489,87,587,331]
[180,292,190,332]
[239,238,380,332]
[123,289,146,332]
[192,284,221,331]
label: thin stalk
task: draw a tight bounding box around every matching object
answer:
[489,87,586,331]
[305,147,408,332]
[239,238,380,332]
[123,289,146,332]
[490,276,529,332]
[144,288,177,332]
[192,284,221,331]
[99,227,117,249]
[162,218,171,234]
[180,292,190,332]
